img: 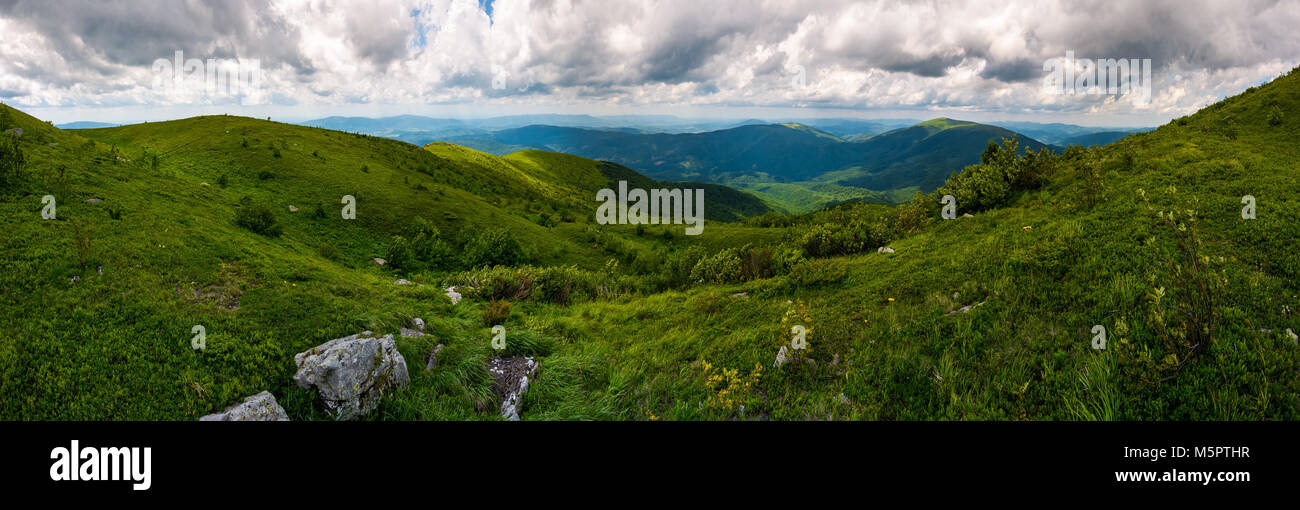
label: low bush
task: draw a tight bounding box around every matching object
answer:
[235,202,283,237]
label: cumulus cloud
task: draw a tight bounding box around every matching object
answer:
[0,0,1297,121]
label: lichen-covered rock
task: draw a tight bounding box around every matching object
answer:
[400,317,425,338]
[293,331,409,420]
[445,286,462,305]
[489,356,538,421]
[199,391,289,421]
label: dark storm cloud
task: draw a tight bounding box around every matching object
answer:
[1,0,1297,116]
[0,0,312,75]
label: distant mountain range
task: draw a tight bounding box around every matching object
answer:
[985,121,1155,146]
[433,117,1054,211]
[298,114,923,147]
[51,113,1151,211]
[55,121,118,129]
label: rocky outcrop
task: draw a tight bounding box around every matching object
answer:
[199,391,289,421]
[490,356,538,421]
[293,331,410,420]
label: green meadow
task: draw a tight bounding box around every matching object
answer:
[1,66,1297,421]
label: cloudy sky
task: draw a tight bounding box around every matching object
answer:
[1,0,1297,126]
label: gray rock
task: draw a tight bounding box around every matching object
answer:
[490,356,538,420]
[878,246,895,253]
[394,279,413,285]
[86,198,103,203]
[1289,328,1298,346]
[4,127,21,136]
[445,286,462,305]
[948,301,986,315]
[372,257,386,266]
[199,391,289,421]
[730,292,749,299]
[400,317,425,338]
[293,331,410,420]
[288,205,298,212]
[425,343,445,370]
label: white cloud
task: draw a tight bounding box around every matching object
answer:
[1,0,1297,124]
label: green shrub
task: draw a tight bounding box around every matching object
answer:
[483,299,511,327]
[0,133,24,189]
[937,136,1057,214]
[384,235,417,270]
[235,202,283,237]
[894,192,931,236]
[690,247,744,284]
[461,228,525,268]
[1268,105,1284,126]
[740,246,773,280]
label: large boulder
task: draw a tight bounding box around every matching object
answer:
[293,331,410,420]
[199,391,289,421]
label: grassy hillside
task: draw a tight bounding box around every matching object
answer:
[1,65,1297,421]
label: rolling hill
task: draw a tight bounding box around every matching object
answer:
[1,65,1297,422]
[445,118,1052,210]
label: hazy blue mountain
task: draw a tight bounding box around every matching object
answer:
[987,121,1154,145]
[56,121,118,129]
[446,117,1052,195]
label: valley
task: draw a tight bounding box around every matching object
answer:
[1,66,1297,421]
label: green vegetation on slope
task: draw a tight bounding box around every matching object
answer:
[1,66,1297,421]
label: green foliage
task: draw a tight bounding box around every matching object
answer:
[385,217,452,272]
[1268,105,1284,126]
[0,133,23,189]
[460,228,525,268]
[1135,187,1226,380]
[894,191,931,236]
[483,299,511,327]
[4,68,1299,421]
[690,247,745,284]
[937,136,1056,213]
[234,201,283,237]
